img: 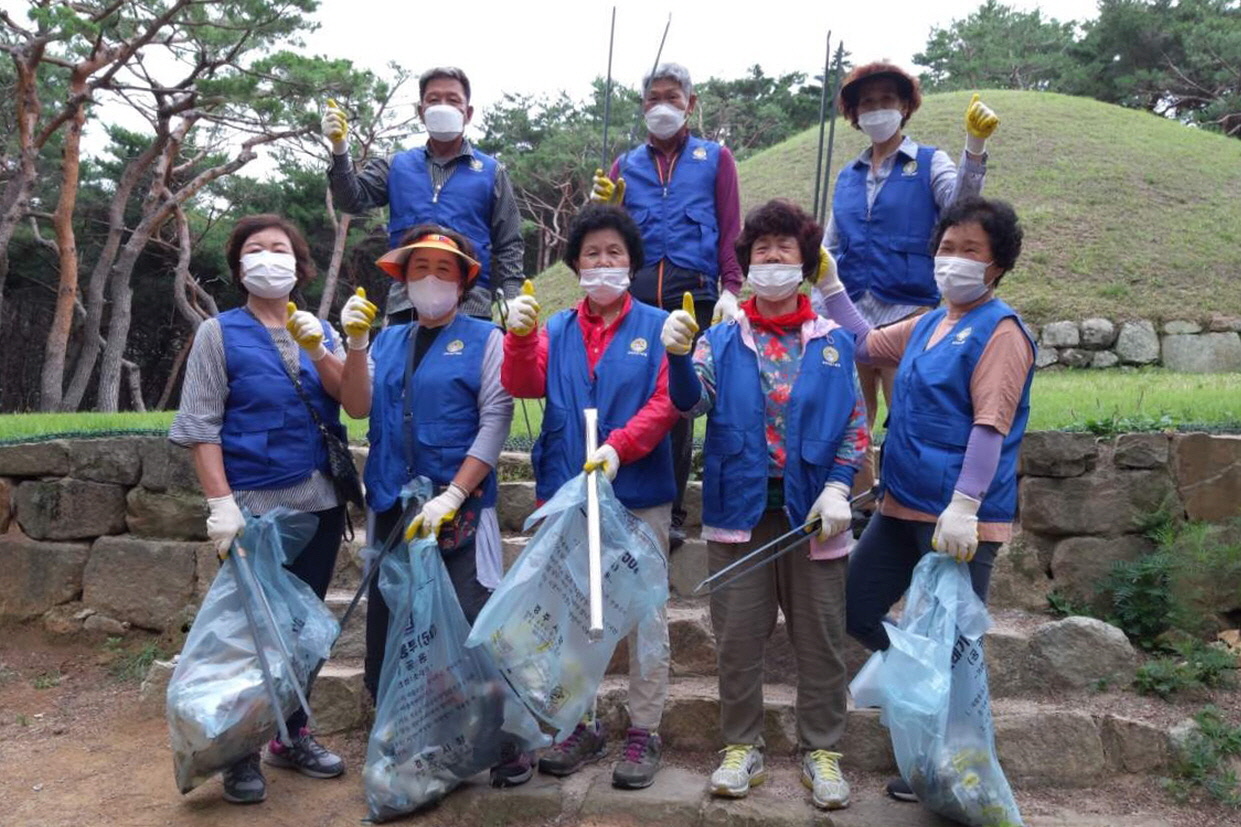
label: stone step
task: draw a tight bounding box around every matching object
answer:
[325,588,368,661]
[311,668,1175,788]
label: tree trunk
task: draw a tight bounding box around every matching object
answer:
[155,333,194,411]
[317,211,351,318]
[122,359,146,413]
[0,49,44,339]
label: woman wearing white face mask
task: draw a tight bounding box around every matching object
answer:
[821,62,1001,503]
[816,196,1034,804]
[170,214,354,803]
[662,199,869,812]
[501,204,678,791]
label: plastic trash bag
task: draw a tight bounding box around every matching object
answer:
[851,553,1023,827]
[166,509,339,794]
[364,536,548,822]
[465,473,668,736]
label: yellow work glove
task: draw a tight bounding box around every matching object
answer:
[710,291,739,326]
[340,287,378,350]
[583,444,620,482]
[964,93,999,155]
[322,98,349,155]
[660,292,700,356]
[589,168,626,205]
[286,302,327,361]
[405,483,468,541]
[502,279,540,336]
[811,247,844,297]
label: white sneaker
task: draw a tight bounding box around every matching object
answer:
[801,749,850,809]
[710,744,765,798]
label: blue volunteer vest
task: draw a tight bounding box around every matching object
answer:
[365,315,498,513]
[533,302,676,510]
[218,308,343,491]
[387,147,497,290]
[882,299,1035,523]
[833,144,940,307]
[620,135,721,278]
[699,322,859,531]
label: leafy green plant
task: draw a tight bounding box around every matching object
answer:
[1135,641,1237,700]
[1100,552,1177,650]
[15,714,29,726]
[32,670,61,690]
[1165,706,1241,808]
[1046,588,1093,618]
[105,640,166,683]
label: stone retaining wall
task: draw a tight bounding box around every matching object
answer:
[2,433,1239,632]
[1033,316,1241,371]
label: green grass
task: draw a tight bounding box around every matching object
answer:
[533,91,1241,325]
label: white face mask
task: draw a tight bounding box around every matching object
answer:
[644,103,687,140]
[934,256,993,304]
[423,104,466,142]
[746,263,803,302]
[579,267,630,305]
[406,276,460,320]
[240,251,297,299]
[857,108,903,143]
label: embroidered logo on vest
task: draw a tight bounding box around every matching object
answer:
[446,339,466,355]
[822,345,841,366]
[469,158,484,172]
[692,146,707,160]
[902,159,919,176]
[953,327,973,345]
[629,337,649,355]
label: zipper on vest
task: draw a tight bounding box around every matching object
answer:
[432,181,442,204]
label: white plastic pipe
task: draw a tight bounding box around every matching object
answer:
[583,408,604,642]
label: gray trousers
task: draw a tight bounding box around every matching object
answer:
[625,503,672,730]
[708,510,848,751]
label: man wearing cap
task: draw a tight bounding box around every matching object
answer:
[325,66,524,322]
[590,62,743,549]
[818,62,1000,503]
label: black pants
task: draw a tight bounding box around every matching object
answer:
[663,297,714,525]
[362,504,492,700]
[282,504,347,733]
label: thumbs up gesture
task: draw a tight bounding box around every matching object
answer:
[502,279,540,336]
[661,292,700,356]
[322,98,349,155]
[286,302,328,362]
[341,287,378,350]
[964,93,999,155]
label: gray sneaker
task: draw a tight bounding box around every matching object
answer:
[538,720,608,777]
[264,728,345,778]
[222,753,266,804]
[612,727,662,789]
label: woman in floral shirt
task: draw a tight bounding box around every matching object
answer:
[663,199,868,811]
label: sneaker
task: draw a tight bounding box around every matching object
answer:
[886,775,918,802]
[801,750,850,810]
[264,727,345,778]
[538,720,608,777]
[709,744,765,798]
[222,753,267,804]
[611,727,662,789]
[490,742,534,788]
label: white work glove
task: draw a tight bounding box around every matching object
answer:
[807,481,852,540]
[589,168,625,205]
[502,279,540,336]
[322,98,349,155]
[965,93,999,156]
[285,302,327,361]
[340,287,378,350]
[206,494,246,559]
[932,490,982,562]
[811,246,844,297]
[661,292,700,356]
[583,444,620,482]
[710,290,740,326]
[406,483,468,540]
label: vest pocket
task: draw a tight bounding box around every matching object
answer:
[800,437,837,468]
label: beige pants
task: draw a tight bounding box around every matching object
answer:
[625,503,672,731]
[708,510,848,750]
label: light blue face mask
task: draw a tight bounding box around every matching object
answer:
[934,256,993,304]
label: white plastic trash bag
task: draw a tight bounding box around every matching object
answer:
[166,509,339,794]
[851,553,1023,827]
[465,473,668,736]
[364,537,548,822]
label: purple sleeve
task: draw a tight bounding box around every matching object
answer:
[821,290,877,362]
[954,424,1004,500]
[714,147,743,295]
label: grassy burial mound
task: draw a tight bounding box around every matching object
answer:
[533,90,1241,324]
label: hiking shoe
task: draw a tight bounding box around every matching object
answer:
[538,720,608,777]
[886,775,918,802]
[709,744,765,798]
[222,753,266,804]
[611,727,662,789]
[490,742,534,788]
[801,750,850,810]
[265,728,345,778]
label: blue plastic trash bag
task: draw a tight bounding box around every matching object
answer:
[465,473,668,736]
[850,554,1023,827]
[166,509,339,794]
[364,537,548,822]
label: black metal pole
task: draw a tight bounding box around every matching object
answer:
[819,42,845,224]
[812,31,831,217]
[601,6,616,171]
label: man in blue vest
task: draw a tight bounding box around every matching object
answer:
[590,62,744,548]
[325,66,524,322]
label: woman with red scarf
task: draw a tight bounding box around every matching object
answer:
[662,199,868,811]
